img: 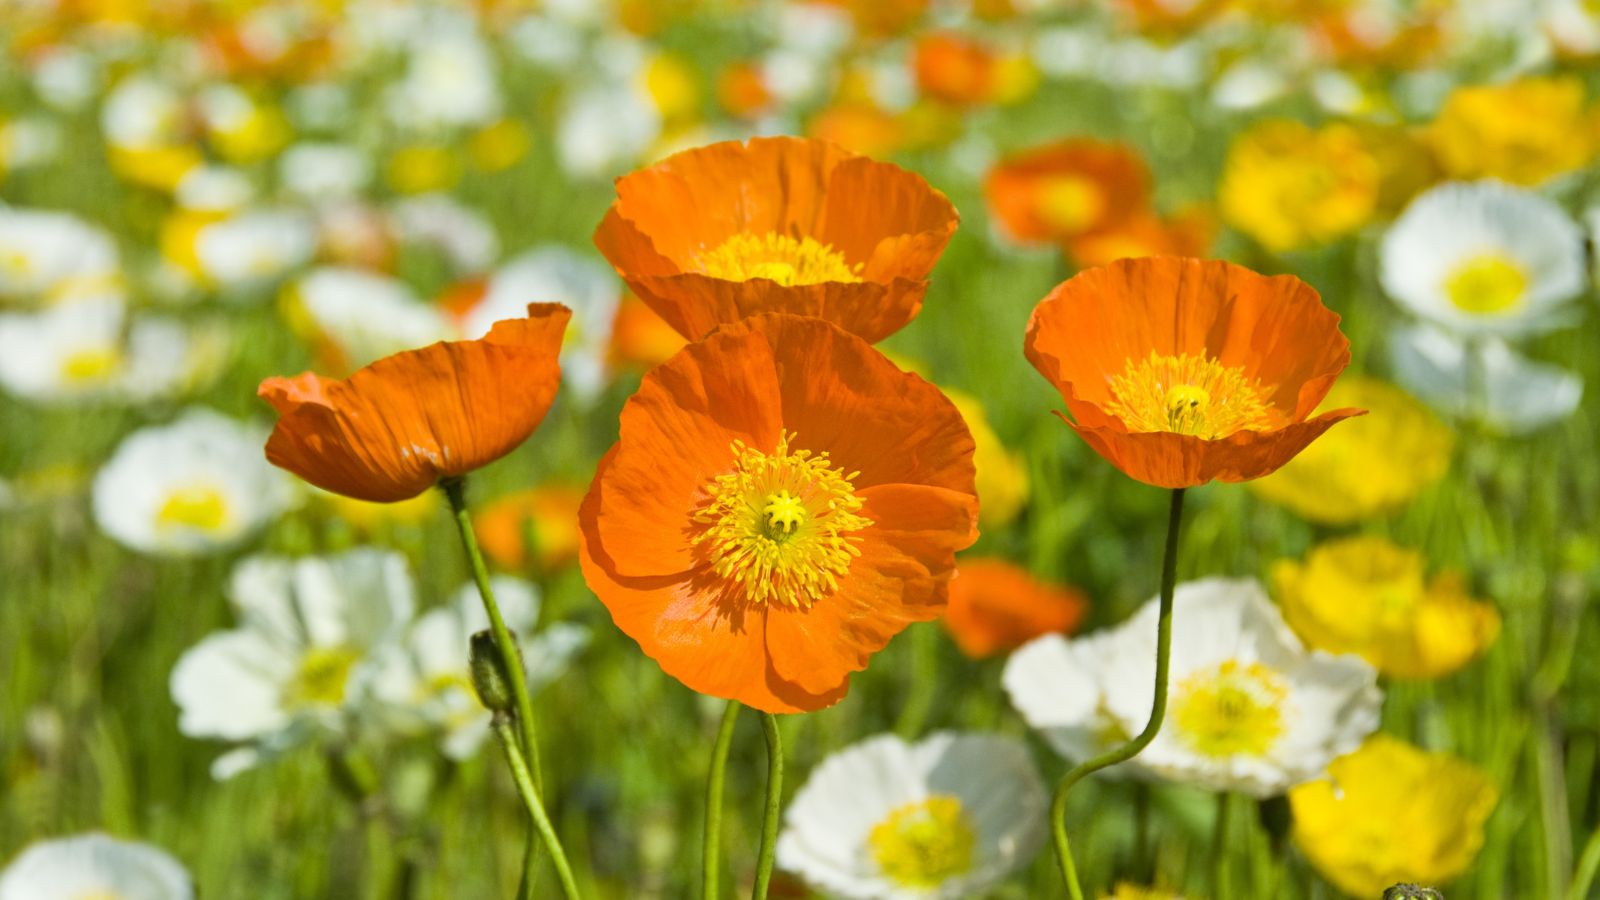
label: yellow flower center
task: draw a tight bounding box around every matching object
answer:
[867,795,977,889]
[695,233,862,286]
[0,249,32,279]
[156,484,231,533]
[1171,659,1288,758]
[74,892,122,900]
[692,431,871,608]
[1443,253,1527,315]
[1106,352,1274,439]
[60,346,122,385]
[285,645,361,709]
[1035,173,1106,234]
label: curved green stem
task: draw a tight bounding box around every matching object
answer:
[1051,487,1186,900]
[443,477,544,791]
[1570,824,1600,900]
[752,713,784,900]
[491,716,581,900]
[703,701,742,900]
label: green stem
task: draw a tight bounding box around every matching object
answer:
[752,713,784,900]
[491,716,581,900]
[442,477,544,792]
[703,701,742,900]
[1213,792,1232,899]
[1051,487,1186,900]
[1569,824,1600,900]
[894,622,938,737]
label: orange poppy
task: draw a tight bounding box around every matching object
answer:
[475,484,585,573]
[608,291,688,371]
[984,139,1150,245]
[943,558,1088,659]
[592,136,959,344]
[579,313,979,713]
[259,303,570,502]
[1066,206,1215,269]
[913,32,996,106]
[1024,257,1363,488]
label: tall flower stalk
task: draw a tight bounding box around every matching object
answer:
[1051,488,1184,899]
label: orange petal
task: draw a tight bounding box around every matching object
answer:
[763,483,977,694]
[1065,408,1368,489]
[259,303,569,502]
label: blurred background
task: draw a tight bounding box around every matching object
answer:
[2,0,1598,897]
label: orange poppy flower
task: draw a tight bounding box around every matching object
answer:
[475,484,585,573]
[943,558,1088,659]
[592,136,959,344]
[259,303,570,502]
[1024,257,1363,488]
[913,32,996,107]
[608,291,688,371]
[1066,206,1215,269]
[579,313,979,713]
[984,139,1150,245]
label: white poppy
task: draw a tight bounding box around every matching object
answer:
[1003,628,1149,771]
[170,549,415,779]
[460,247,618,402]
[556,84,661,180]
[778,732,1047,900]
[1380,180,1586,336]
[175,165,256,213]
[368,576,588,759]
[0,833,192,900]
[388,194,500,274]
[1390,322,1582,435]
[1008,579,1380,798]
[0,206,120,304]
[92,409,293,556]
[289,266,452,369]
[280,142,373,200]
[385,30,502,132]
[101,75,186,151]
[192,208,317,290]
[0,297,210,404]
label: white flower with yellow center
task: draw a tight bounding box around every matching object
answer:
[1113,578,1381,797]
[1009,579,1380,797]
[368,577,588,760]
[0,206,120,305]
[777,732,1047,899]
[191,208,317,293]
[287,266,452,370]
[1390,323,1582,435]
[0,297,209,404]
[91,409,293,556]
[459,247,618,403]
[0,833,191,900]
[1380,180,1585,336]
[169,550,415,779]
[385,29,503,132]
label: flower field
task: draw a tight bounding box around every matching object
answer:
[2,2,1598,898]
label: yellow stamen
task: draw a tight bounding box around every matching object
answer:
[156,485,230,533]
[867,795,977,889]
[692,431,870,608]
[284,645,361,708]
[1443,253,1527,315]
[1106,351,1274,439]
[1171,659,1288,758]
[695,233,862,286]
[60,346,121,385]
[1035,173,1106,234]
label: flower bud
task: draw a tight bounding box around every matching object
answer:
[469,630,515,714]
